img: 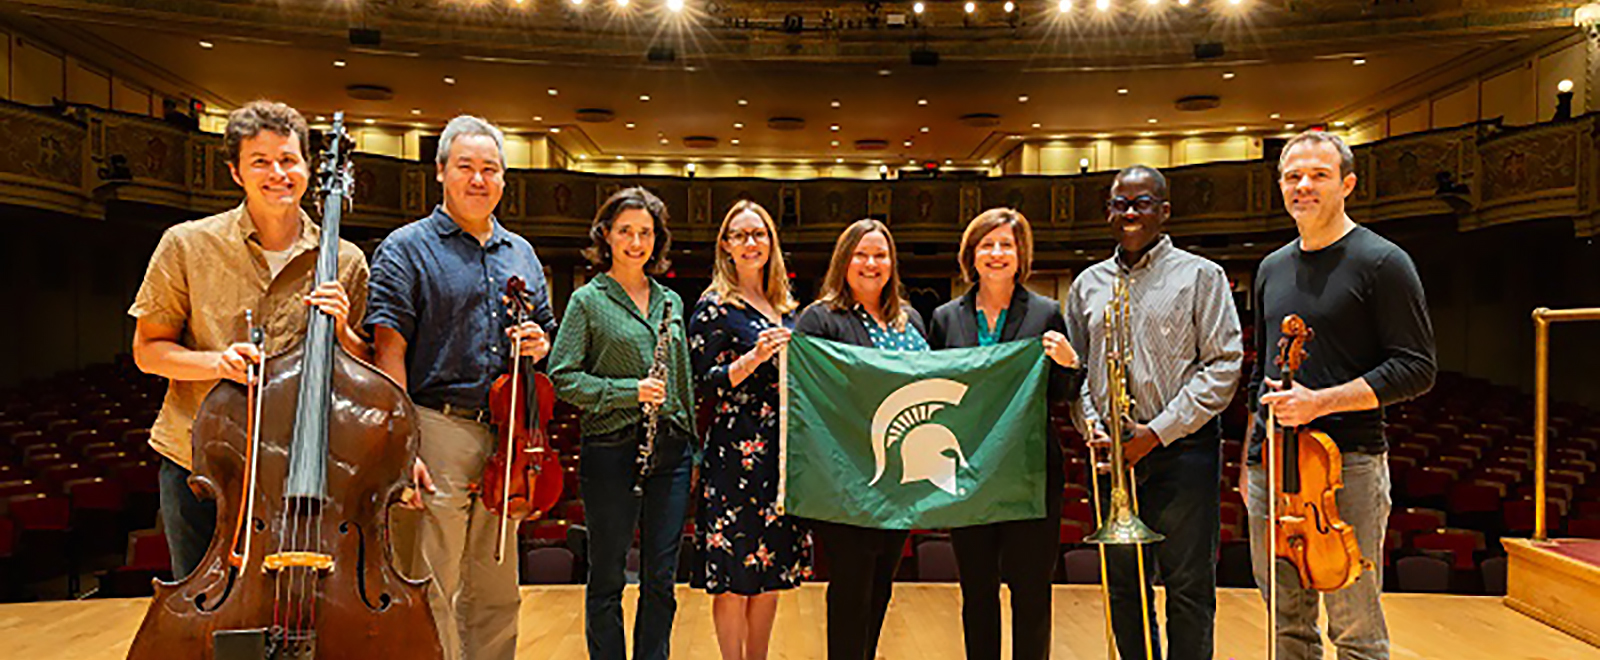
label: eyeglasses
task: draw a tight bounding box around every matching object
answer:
[1106,195,1163,214]
[724,229,770,244]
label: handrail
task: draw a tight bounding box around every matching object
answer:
[1530,307,1600,541]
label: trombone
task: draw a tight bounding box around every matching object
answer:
[1085,274,1164,660]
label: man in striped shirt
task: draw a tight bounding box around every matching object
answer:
[1066,165,1243,660]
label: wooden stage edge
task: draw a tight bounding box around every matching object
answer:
[1504,537,1600,649]
[3,584,1598,659]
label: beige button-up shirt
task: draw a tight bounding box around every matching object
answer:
[128,203,369,470]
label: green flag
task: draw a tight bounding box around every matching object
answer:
[780,334,1049,529]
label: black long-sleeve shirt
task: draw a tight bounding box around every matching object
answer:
[1246,225,1437,462]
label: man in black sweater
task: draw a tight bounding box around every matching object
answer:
[1242,131,1437,660]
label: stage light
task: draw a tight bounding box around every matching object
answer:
[686,162,696,176]
[1178,0,1190,5]
[551,127,562,133]
[1333,121,1346,127]
[965,2,975,13]
[364,118,375,125]
[198,40,214,49]
[1228,0,1242,5]
[1559,79,1575,93]
[1059,0,1072,11]
[914,2,925,14]
[570,0,583,5]
[1005,1,1015,11]
[1096,0,1110,11]
[616,155,625,161]
[983,158,992,164]
[668,0,684,12]
[1147,0,1159,5]
[616,0,629,6]
[1236,126,1246,131]
[836,157,845,163]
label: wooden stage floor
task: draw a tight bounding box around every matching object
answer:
[3,584,1595,659]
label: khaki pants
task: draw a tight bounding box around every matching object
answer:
[393,407,521,660]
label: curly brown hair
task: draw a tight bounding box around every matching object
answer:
[583,187,674,275]
[224,100,310,166]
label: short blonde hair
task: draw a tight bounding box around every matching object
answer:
[958,207,1033,284]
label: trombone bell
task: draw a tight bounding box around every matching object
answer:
[1084,485,1165,545]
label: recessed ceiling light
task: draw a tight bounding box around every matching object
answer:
[1334,120,1347,127]
[1018,94,1029,103]
[1032,123,1041,129]
[913,2,925,14]
[731,138,741,145]
[944,159,953,165]
[659,138,668,144]
[920,126,930,133]
[411,108,422,115]
[904,140,913,147]
[1222,72,1236,80]
[1236,126,1247,131]
[734,122,744,129]
[1353,58,1367,66]
[982,158,992,164]
[830,124,840,131]
[334,60,346,68]
[1117,88,1130,95]
[548,88,559,96]
[443,76,456,85]
[836,157,845,163]
[831,140,840,147]
[639,94,650,102]
[615,0,628,6]
[364,118,375,125]
[625,122,635,129]
[550,127,561,133]
[1269,112,1281,119]
[879,69,893,76]
[909,159,917,165]
[1004,0,1015,11]
[616,155,625,160]
[964,2,975,13]
[737,98,748,106]
[917,98,928,106]
[579,154,588,160]
[315,115,327,122]
[1148,118,1158,124]
[1140,131,1154,137]
[831,99,841,108]
[198,40,214,49]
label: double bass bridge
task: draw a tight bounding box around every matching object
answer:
[261,551,335,574]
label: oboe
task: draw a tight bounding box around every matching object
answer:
[635,298,676,497]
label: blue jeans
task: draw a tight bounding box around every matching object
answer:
[1099,428,1221,660]
[158,456,216,579]
[1246,452,1392,660]
[581,425,693,660]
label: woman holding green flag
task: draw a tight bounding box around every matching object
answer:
[928,207,1084,660]
[794,217,928,660]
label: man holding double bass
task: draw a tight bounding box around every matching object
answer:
[367,115,554,660]
[1244,130,1436,660]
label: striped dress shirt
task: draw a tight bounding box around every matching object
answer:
[1064,235,1244,444]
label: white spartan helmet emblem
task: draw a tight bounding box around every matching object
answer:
[869,379,972,496]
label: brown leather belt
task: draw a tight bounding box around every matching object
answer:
[437,402,490,424]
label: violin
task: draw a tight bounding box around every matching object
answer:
[1267,314,1370,594]
[126,114,441,660]
[469,275,562,563]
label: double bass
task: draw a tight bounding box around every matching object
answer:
[1265,314,1371,656]
[126,114,442,660]
[469,275,562,564]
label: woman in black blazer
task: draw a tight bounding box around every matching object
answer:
[927,208,1084,660]
[795,218,928,660]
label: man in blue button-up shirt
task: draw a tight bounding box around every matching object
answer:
[367,115,555,660]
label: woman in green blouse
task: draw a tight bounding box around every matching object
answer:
[549,187,695,660]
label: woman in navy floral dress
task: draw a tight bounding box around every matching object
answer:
[689,201,812,660]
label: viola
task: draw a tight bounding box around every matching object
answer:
[1268,314,1370,593]
[126,114,441,660]
[469,275,562,563]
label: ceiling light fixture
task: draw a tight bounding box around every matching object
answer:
[443,76,456,85]
[639,94,650,102]
[913,2,925,14]
[964,2,976,13]
[1117,88,1129,95]
[334,60,346,68]
[920,126,930,133]
[198,40,214,49]
[831,99,841,108]
[1018,94,1029,103]
[1353,58,1366,65]
[667,0,684,12]
[1222,71,1236,79]
[548,88,558,96]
